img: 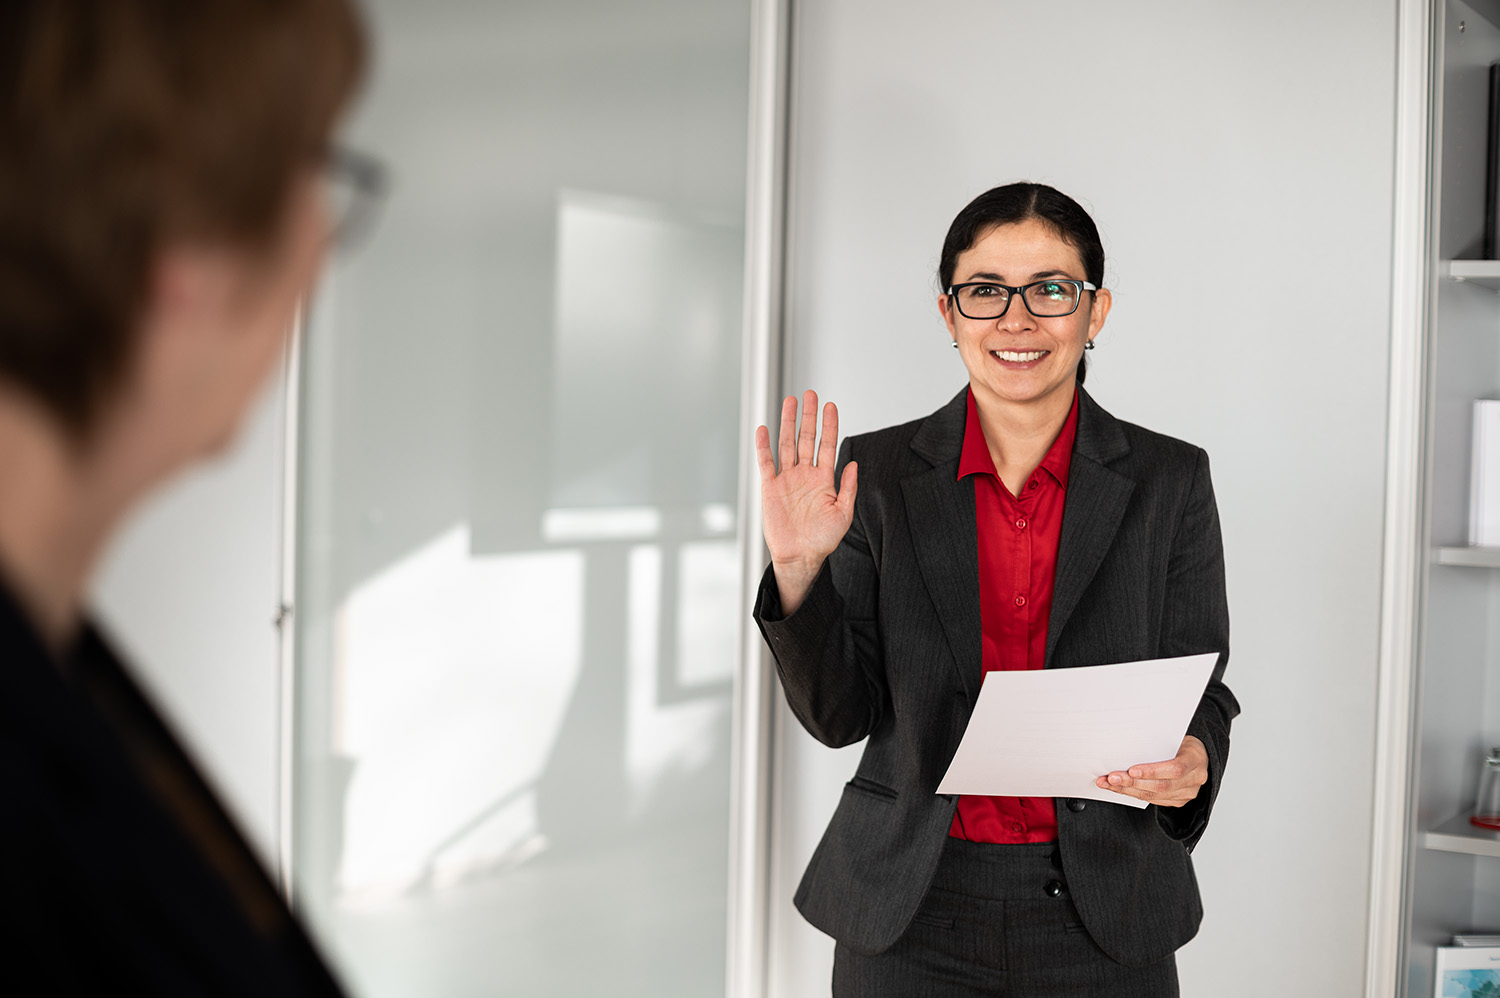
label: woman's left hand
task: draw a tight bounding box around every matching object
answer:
[1096,735,1208,808]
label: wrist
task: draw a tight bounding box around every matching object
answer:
[770,557,824,615]
[771,555,824,580]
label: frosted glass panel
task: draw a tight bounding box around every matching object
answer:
[290,2,750,995]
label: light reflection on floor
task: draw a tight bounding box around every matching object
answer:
[313,520,734,997]
[336,525,585,896]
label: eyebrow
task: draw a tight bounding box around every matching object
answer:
[962,269,1078,284]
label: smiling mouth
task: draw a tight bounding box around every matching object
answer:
[991,349,1049,363]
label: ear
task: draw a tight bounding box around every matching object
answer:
[938,293,959,342]
[142,245,239,347]
[1085,286,1112,344]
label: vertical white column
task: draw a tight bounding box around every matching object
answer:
[276,313,304,901]
[1366,0,1437,993]
[727,1,792,995]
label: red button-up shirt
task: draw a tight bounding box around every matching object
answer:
[948,388,1078,844]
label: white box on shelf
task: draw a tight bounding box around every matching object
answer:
[1435,945,1500,997]
[1471,401,1500,547]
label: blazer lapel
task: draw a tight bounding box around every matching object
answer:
[1046,388,1134,665]
[901,389,983,702]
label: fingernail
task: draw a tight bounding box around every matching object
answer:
[1109,774,1123,785]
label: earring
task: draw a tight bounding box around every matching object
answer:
[1084,340,1095,350]
[951,341,958,349]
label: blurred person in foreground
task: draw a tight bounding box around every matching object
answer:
[0,1,370,993]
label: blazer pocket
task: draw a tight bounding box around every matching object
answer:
[846,775,899,802]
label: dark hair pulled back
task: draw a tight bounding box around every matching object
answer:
[938,183,1105,384]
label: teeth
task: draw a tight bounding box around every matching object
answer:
[993,350,1047,362]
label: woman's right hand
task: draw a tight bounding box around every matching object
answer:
[755,389,858,615]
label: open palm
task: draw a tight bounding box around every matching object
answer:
[756,390,857,610]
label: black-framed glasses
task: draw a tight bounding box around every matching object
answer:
[946,279,1098,319]
[321,145,389,252]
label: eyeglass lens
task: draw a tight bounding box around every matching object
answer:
[321,148,388,251]
[954,281,1082,318]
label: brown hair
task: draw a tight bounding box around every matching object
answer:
[0,0,366,435]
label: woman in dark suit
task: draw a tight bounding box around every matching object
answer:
[754,183,1237,997]
[0,1,369,993]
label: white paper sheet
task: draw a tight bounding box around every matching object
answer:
[935,652,1218,809]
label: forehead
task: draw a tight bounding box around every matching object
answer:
[957,218,1086,278]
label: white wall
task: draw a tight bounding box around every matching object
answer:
[90,373,286,863]
[769,1,1397,995]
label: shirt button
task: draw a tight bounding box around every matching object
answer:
[1011,822,1025,834]
[1015,517,1027,530]
[1015,595,1027,608]
[1027,480,1038,490]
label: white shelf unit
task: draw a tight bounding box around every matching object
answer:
[1392,2,1500,995]
[1427,813,1500,859]
[1437,546,1500,567]
[1445,260,1500,290]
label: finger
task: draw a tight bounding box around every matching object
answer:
[1118,778,1176,794]
[817,401,839,471]
[1095,779,1164,803]
[1126,759,1187,781]
[777,395,797,471]
[1100,769,1182,790]
[755,425,776,484]
[837,461,858,517]
[1097,774,1199,803]
[797,390,819,466]
[1096,776,1150,799]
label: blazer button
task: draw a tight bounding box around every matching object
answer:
[1043,880,1063,898]
[1067,799,1087,812]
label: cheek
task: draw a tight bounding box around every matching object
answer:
[1049,316,1091,345]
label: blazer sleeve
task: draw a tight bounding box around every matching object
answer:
[752,436,888,748]
[1153,446,1239,849]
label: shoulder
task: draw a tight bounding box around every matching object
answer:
[1079,389,1208,478]
[836,387,968,482]
[1100,413,1218,520]
[839,414,927,473]
[1117,418,1208,471]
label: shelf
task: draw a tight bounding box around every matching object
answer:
[1444,260,1500,290]
[1437,546,1500,568]
[1424,813,1500,858]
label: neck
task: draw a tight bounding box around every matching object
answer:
[971,381,1076,494]
[0,391,141,655]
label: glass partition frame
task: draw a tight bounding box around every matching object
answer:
[274,2,790,996]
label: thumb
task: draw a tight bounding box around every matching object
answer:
[836,461,858,515]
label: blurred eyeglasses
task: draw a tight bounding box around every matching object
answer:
[947,279,1098,319]
[321,145,389,251]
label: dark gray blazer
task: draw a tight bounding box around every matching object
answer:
[754,385,1237,967]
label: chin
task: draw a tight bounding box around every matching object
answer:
[984,376,1062,402]
[197,417,244,460]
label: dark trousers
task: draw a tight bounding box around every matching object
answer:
[832,839,1179,998]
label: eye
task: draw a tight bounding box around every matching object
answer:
[968,283,1003,297]
[1037,282,1069,300]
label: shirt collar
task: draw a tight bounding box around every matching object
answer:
[956,387,1080,491]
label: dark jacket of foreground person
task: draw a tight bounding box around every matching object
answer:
[0,583,345,996]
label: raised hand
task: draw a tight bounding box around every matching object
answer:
[755,390,858,615]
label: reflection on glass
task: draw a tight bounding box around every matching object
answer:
[291,2,750,995]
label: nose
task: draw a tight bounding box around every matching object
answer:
[995,291,1036,333]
